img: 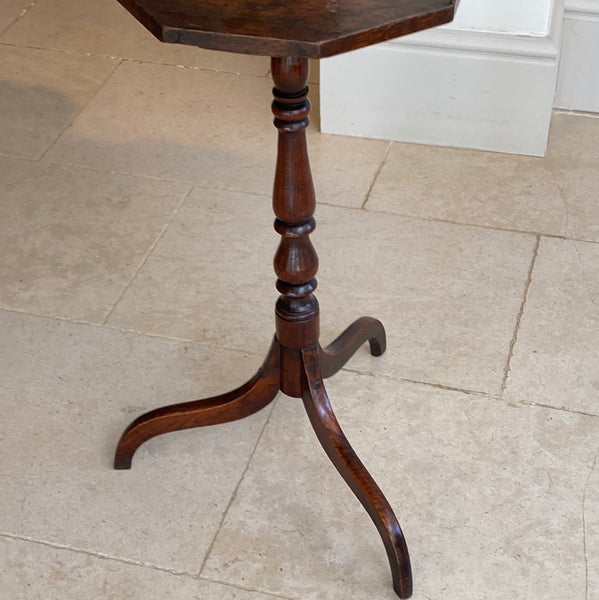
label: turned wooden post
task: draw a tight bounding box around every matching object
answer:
[271,57,319,397]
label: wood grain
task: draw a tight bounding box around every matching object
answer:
[116,0,459,58]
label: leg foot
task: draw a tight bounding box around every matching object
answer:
[114,337,281,469]
[319,317,386,378]
[301,344,412,599]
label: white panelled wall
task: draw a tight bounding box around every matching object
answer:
[449,0,554,33]
[556,0,599,112]
[320,0,599,157]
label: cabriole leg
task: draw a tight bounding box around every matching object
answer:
[301,344,412,598]
[114,338,280,469]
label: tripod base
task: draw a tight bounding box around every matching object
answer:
[114,317,412,598]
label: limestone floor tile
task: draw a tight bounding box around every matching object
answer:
[314,205,535,395]
[0,156,190,323]
[0,45,117,158]
[544,113,599,243]
[309,122,389,209]
[44,60,389,208]
[0,310,273,573]
[0,0,32,33]
[547,113,599,162]
[588,453,599,598]
[366,142,568,237]
[105,187,275,348]
[549,159,599,243]
[504,237,599,415]
[202,373,599,599]
[106,195,533,395]
[0,537,285,600]
[0,0,270,76]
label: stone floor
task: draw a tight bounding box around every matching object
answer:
[1,2,598,599]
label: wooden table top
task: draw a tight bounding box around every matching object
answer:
[116,0,459,58]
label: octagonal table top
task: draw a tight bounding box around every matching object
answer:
[116,0,459,59]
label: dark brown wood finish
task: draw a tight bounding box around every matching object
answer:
[115,0,459,58]
[272,57,319,397]
[112,1,460,597]
[301,344,412,598]
[114,337,281,470]
[319,316,386,378]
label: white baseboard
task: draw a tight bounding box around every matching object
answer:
[555,0,599,112]
[321,9,563,156]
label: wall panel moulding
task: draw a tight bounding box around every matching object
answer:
[321,1,564,157]
[555,0,599,113]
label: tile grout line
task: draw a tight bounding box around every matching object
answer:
[37,57,124,162]
[0,0,39,36]
[4,303,597,419]
[199,576,296,600]
[0,306,197,343]
[36,155,273,200]
[0,531,197,578]
[344,363,599,418]
[356,204,548,238]
[197,399,278,578]
[510,399,599,419]
[38,155,197,185]
[4,144,598,243]
[120,56,272,78]
[7,144,599,248]
[340,365,498,398]
[0,306,266,362]
[0,530,294,599]
[0,40,271,78]
[499,234,541,398]
[101,184,194,326]
[323,197,599,245]
[361,140,392,210]
[7,301,596,420]
[0,296,599,418]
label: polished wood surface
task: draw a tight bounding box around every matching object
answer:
[114,337,281,470]
[302,344,412,598]
[319,316,386,378]
[116,0,459,58]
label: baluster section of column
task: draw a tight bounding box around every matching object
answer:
[271,57,319,396]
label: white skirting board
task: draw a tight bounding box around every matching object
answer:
[320,14,563,156]
[555,0,599,112]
